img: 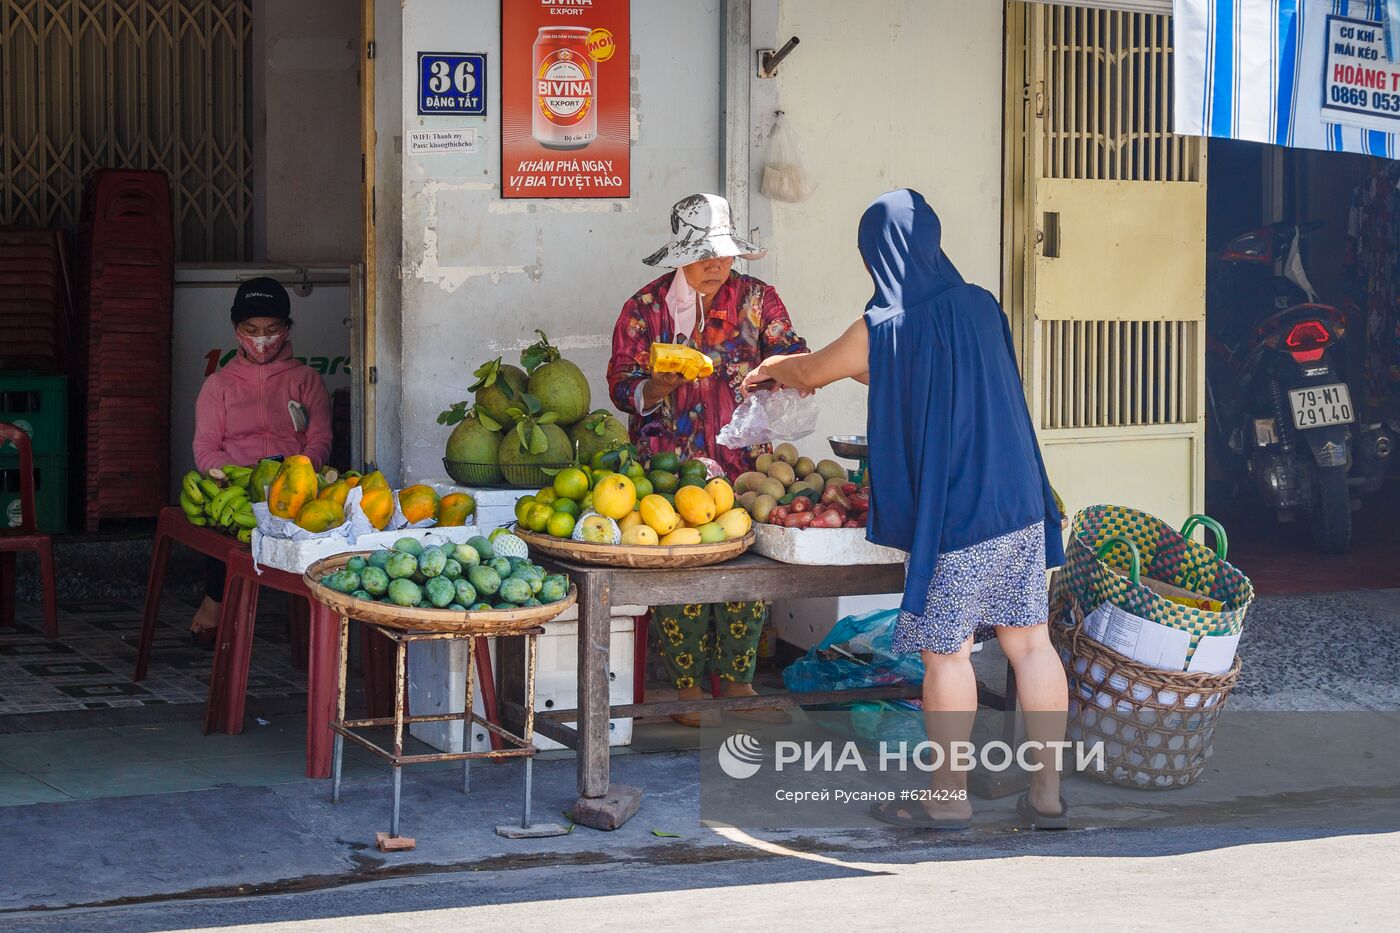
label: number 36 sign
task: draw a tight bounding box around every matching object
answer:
[418,52,487,116]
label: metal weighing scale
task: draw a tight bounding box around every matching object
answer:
[828,435,869,484]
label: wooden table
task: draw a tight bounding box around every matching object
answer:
[498,553,1019,830]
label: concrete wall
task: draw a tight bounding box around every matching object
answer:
[766,0,1006,451]
[393,0,723,482]
[384,0,1005,481]
[374,0,405,481]
[253,0,363,263]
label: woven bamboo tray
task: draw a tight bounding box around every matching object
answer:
[514,528,755,569]
[303,552,577,634]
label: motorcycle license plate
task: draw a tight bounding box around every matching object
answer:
[1289,384,1355,429]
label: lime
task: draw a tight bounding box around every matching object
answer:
[624,460,647,481]
[553,467,590,501]
[679,459,709,482]
[553,498,580,518]
[514,496,536,524]
[650,451,682,474]
[525,503,554,533]
[546,511,577,538]
[648,469,679,494]
[534,487,559,507]
[591,468,612,489]
[631,476,654,499]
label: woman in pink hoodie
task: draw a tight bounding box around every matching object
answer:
[190,277,331,640]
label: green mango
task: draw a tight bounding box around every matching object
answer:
[387,578,422,607]
[424,576,456,608]
[360,566,390,597]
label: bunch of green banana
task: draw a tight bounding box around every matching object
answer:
[178,465,258,542]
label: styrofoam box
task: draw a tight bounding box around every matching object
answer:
[409,616,640,753]
[769,595,903,652]
[751,522,906,565]
[254,524,487,575]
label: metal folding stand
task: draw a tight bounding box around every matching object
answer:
[329,617,567,847]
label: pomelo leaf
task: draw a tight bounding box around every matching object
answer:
[468,358,501,393]
[475,409,502,432]
[538,412,560,425]
[528,424,548,455]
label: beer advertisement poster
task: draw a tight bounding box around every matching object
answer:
[501,0,630,199]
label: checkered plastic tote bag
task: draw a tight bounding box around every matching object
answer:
[1057,506,1254,654]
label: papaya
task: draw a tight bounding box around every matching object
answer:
[360,488,394,530]
[438,492,476,527]
[267,455,318,519]
[399,484,441,524]
[248,458,283,504]
[649,343,714,381]
[343,475,361,489]
[359,470,390,492]
[317,479,351,508]
[295,499,345,533]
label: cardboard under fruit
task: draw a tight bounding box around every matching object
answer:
[751,522,905,566]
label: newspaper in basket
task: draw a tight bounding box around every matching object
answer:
[1059,506,1254,661]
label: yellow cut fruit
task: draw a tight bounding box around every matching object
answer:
[620,525,659,546]
[705,478,735,515]
[674,485,717,526]
[716,508,752,540]
[617,510,644,533]
[592,473,637,520]
[638,494,681,535]
[659,527,702,546]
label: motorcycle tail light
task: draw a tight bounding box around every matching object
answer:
[1221,232,1270,262]
[1285,320,1330,362]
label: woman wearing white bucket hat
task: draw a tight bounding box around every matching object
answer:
[607,193,808,727]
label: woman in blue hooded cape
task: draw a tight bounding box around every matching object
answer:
[744,189,1070,829]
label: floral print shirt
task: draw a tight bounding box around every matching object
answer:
[607,270,807,478]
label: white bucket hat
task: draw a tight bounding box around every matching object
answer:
[643,193,767,267]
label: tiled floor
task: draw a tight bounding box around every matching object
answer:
[0,596,306,714]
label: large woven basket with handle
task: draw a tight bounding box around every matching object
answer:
[1057,506,1254,657]
[1050,595,1241,790]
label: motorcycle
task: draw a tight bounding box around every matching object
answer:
[1206,220,1395,553]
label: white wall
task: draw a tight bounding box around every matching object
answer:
[766,0,1005,452]
[394,0,723,482]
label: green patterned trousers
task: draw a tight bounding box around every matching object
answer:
[652,601,767,688]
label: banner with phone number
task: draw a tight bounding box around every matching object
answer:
[1174,0,1400,159]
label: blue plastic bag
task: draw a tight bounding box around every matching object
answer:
[782,608,925,693]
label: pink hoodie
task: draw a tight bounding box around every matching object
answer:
[192,341,333,473]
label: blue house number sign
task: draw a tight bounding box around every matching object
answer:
[418,52,487,116]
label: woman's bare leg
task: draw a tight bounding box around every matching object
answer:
[919,639,977,819]
[994,623,1068,815]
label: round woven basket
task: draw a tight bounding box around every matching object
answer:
[1049,597,1241,790]
[514,528,755,569]
[303,552,577,634]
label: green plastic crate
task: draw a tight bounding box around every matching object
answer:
[0,453,69,533]
[0,375,69,459]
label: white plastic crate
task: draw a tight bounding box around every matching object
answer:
[408,616,638,753]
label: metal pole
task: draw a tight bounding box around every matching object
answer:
[332,733,344,803]
[463,634,475,795]
[391,764,402,838]
[522,756,533,829]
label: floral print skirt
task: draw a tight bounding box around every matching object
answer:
[892,522,1048,656]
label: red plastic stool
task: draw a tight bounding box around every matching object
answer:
[0,424,58,639]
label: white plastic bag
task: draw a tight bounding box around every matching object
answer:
[760,112,817,204]
[716,388,819,448]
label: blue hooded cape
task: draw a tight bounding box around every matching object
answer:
[860,190,1065,617]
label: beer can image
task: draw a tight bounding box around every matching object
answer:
[532,27,597,150]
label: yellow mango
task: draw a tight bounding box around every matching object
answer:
[659,527,702,546]
[438,492,476,527]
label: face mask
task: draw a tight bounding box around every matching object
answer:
[237,330,288,364]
